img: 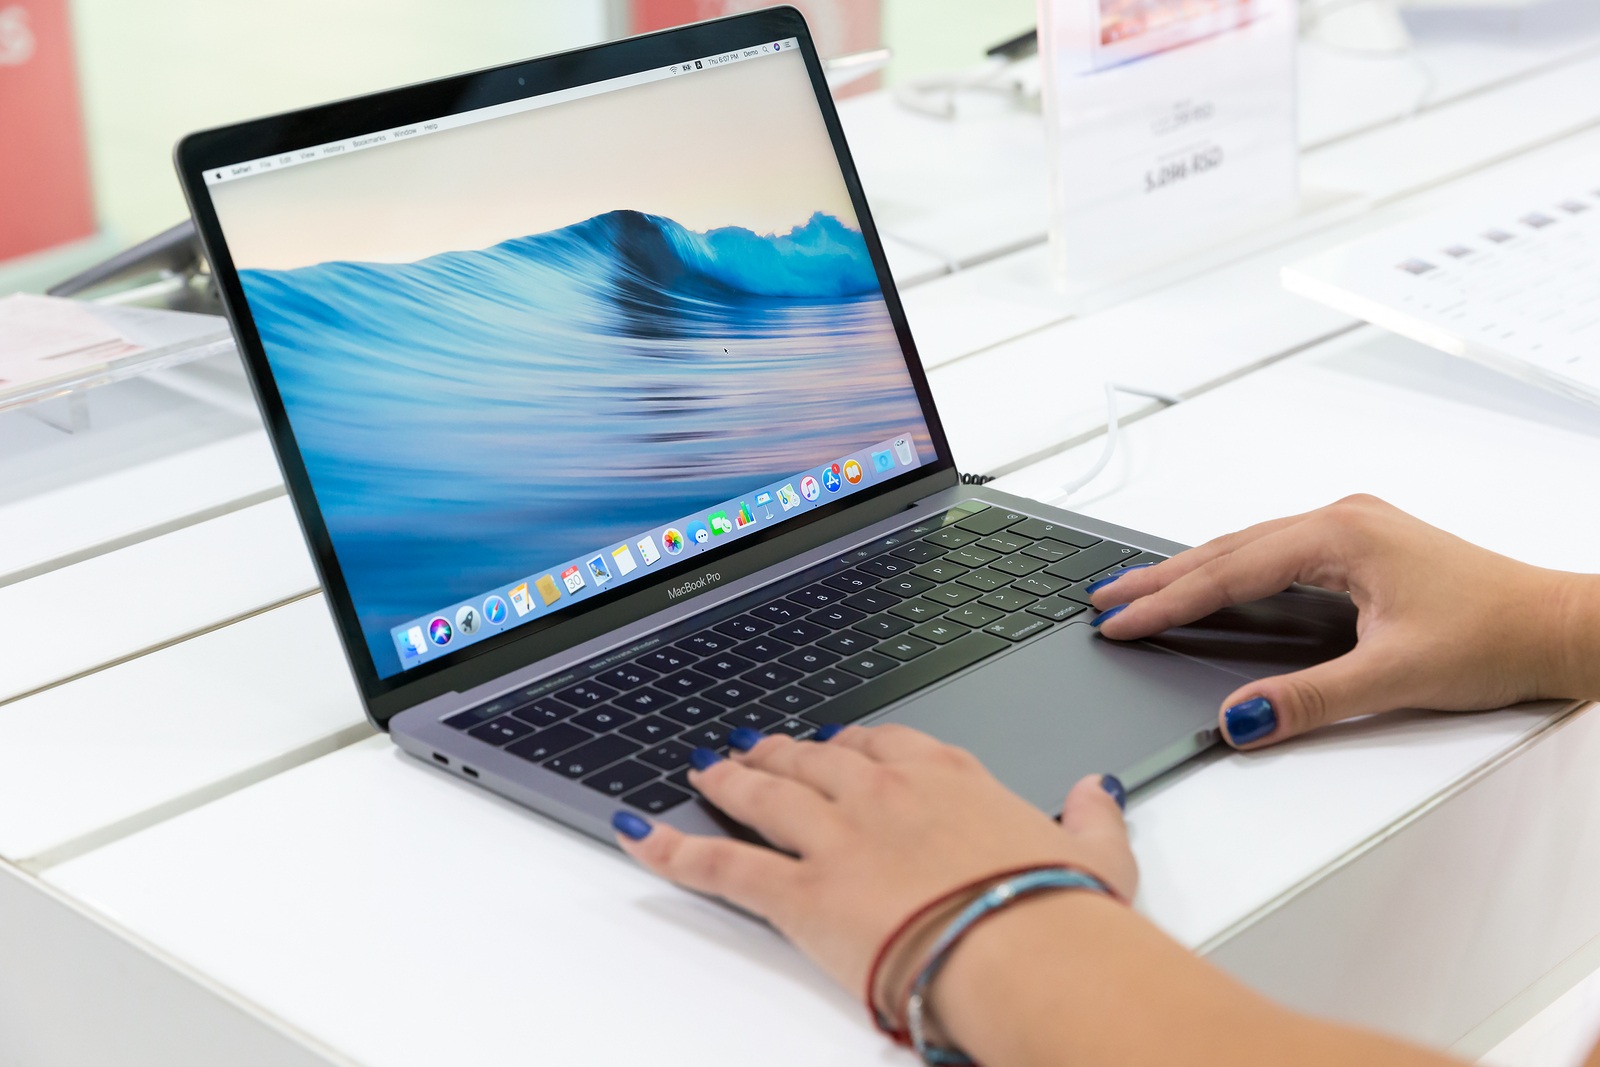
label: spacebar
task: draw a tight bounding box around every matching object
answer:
[805,632,1009,727]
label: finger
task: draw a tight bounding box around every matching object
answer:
[1058,775,1138,900]
[1216,644,1415,750]
[1095,522,1349,641]
[827,722,948,763]
[619,818,798,918]
[1091,512,1313,611]
[732,732,871,799]
[690,756,842,853]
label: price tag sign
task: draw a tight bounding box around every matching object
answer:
[1039,0,1299,291]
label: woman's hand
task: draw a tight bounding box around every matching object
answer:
[1091,494,1600,749]
[615,724,1134,1012]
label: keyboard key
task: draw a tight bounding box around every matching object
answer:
[1012,572,1070,597]
[880,635,936,661]
[571,706,637,733]
[822,569,879,593]
[1027,597,1088,622]
[859,555,913,578]
[1009,518,1098,547]
[1060,579,1100,606]
[680,722,731,749]
[984,615,1054,642]
[816,629,873,656]
[611,687,676,715]
[888,598,946,623]
[772,619,831,645]
[544,734,640,778]
[912,560,969,583]
[468,716,536,746]
[768,718,813,738]
[760,686,825,713]
[844,588,901,613]
[839,652,898,679]
[810,605,867,630]
[661,699,721,726]
[639,741,695,770]
[733,636,792,662]
[509,699,575,729]
[658,668,717,696]
[624,781,692,814]
[890,541,945,563]
[800,664,866,696]
[581,759,657,797]
[990,552,1046,577]
[878,574,936,598]
[754,601,806,624]
[1044,540,1141,582]
[779,645,840,671]
[946,545,1000,569]
[954,508,1026,535]
[678,631,734,655]
[667,769,692,790]
[553,681,619,708]
[926,584,981,607]
[945,603,1006,628]
[506,723,592,763]
[638,647,698,673]
[742,663,802,689]
[720,704,784,730]
[714,614,772,640]
[701,681,766,707]
[698,652,756,679]
[788,585,844,609]
[976,533,1031,555]
[805,633,1009,728]
[1022,539,1077,564]
[923,527,980,550]
[620,716,682,743]
[979,588,1039,612]
[910,620,970,644]
[853,613,913,638]
[954,568,1010,592]
[444,700,520,732]
[597,664,660,691]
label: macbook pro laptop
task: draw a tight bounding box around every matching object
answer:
[176,7,1354,842]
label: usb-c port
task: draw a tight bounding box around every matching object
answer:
[462,766,480,779]
[432,753,449,765]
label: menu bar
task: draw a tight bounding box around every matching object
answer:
[204,38,802,186]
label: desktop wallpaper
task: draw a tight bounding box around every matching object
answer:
[210,50,933,676]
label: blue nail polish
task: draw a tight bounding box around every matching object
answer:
[1090,604,1127,628]
[689,747,723,771]
[612,810,652,841]
[1085,563,1157,595]
[812,723,843,742]
[1224,697,1277,745]
[727,726,763,752]
[1100,774,1127,811]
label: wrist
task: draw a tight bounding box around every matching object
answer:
[1545,571,1600,700]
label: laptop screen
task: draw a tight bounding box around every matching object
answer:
[203,38,936,680]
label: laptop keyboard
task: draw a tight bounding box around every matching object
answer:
[439,503,1166,816]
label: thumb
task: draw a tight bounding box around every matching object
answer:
[1218,645,1409,750]
[1060,774,1137,899]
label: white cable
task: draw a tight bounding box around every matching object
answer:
[1054,382,1185,502]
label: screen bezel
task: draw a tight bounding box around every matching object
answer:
[175,6,958,727]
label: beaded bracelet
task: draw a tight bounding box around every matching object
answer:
[903,867,1113,1066]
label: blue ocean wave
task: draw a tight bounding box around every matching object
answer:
[241,210,932,676]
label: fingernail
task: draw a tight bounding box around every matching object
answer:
[1085,563,1155,594]
[1090,604,1127,628]
[612,810,653,841]
[689,747,723,771]
[1100,774,1127,811]
[1224,697,1277,746]
[727,726,763,752]
[812,723,843,741]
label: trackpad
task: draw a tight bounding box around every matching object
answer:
[884,624,1237,812]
